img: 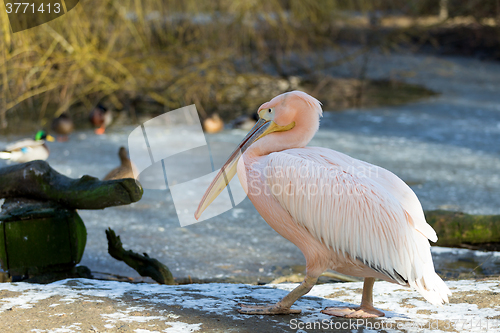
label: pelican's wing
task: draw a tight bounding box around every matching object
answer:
[316,148,438,242]
[265,148,449,305]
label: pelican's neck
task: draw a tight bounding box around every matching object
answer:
[244,119,318,158]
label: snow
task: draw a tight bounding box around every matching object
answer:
[163,322,201,333]
[1,278,500,332]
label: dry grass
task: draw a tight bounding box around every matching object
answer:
[1,0,498,133]
[0,0,345,132]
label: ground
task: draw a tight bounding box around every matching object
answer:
[1,278,500,332]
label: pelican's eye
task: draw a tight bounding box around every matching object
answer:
[259,107,274,120]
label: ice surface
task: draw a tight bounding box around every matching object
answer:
[0,51,499,281]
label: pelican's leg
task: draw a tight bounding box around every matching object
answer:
[238,275,318,315]
[321,277,385,318]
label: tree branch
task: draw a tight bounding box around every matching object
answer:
[0,160,142,209]
[105,228,175,285]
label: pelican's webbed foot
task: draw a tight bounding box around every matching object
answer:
[321,306,385,318]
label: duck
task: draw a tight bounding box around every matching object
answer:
[228,113,259,131]
[51,113,74,141]
[203,113,224,134]
[89,104,112,135]
[103,146,138,180]
[0,130,55,163]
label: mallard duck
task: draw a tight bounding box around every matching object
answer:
[51,113,74,141]
[89,104,112,135]
[203,113,224,133]
[103,146,137,180]
[0,130,55,163]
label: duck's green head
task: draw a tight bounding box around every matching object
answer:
[35,130,55,142]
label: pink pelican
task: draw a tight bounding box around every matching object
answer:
[195,91,450,317]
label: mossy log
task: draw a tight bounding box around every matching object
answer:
[106,228,175,285]
[0,199,87,278]
[0,160,142,209]
[425,210,500,249]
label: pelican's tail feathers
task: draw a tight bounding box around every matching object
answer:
[410,266,451,306]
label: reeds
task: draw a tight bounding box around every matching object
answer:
[0,0,344,131]
[1,0,498,132]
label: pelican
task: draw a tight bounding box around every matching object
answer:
[195,91,450,317]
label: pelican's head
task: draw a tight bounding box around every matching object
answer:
[254,90,323,151]
[195,91,322,220]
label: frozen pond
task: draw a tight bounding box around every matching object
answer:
[1,51,500,282]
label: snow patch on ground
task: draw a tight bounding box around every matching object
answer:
[1,278,500,332]
[31,323,82,333]
[163,322,202,333]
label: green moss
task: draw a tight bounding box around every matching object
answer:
[0,160,143,209]
[0,203,87,277]
[425,210,500,247]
